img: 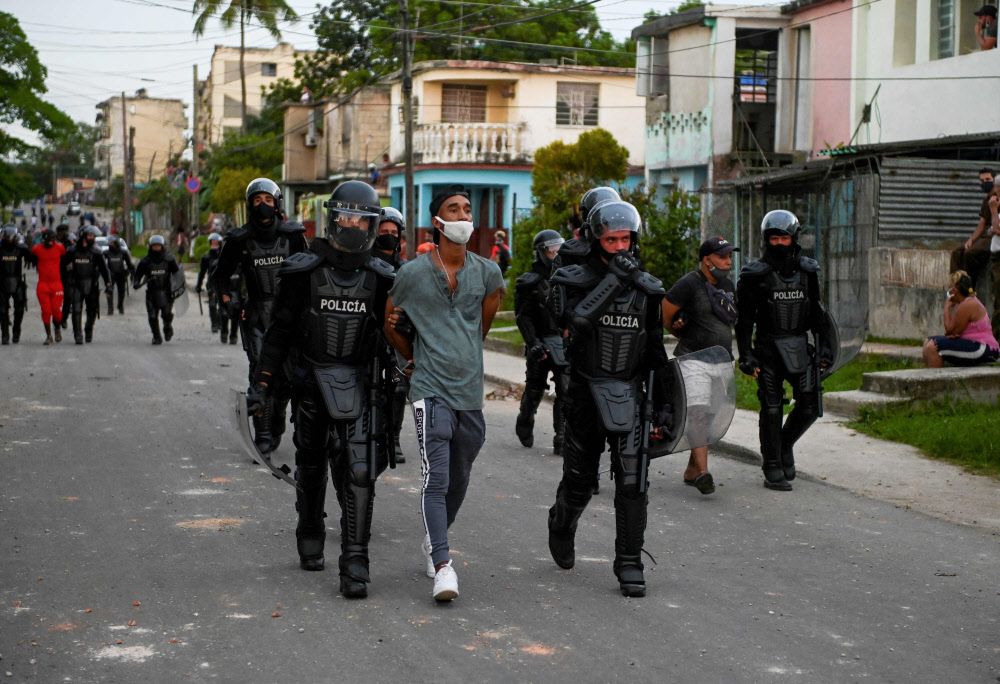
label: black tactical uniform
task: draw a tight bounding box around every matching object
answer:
[63,227,111,344]
[736,210,831,491]
[104,238,134,315]
[0,226,35,344]
[57,226,74,329]
[546,201,669,598]
[372,206,408,464]
[515,229,568,452]
[250,180,393,599]
[133,235,179,344]
[213,178,306,453]
[196,233,224,338]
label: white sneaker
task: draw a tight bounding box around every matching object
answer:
[432,561,459,602]
[421,534,435,578]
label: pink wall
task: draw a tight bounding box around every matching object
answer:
[795,0,853,154]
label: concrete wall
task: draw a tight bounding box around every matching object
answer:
[852,0,1000,144]
[282,105,314,183]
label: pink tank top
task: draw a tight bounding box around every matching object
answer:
[961,309,999,351]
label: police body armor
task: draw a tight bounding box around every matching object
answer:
[146,260,172,308]
[70,249,97,296]
[759,269,812,374]
[203,250,221,292]
[106,251,128,276]
[1,248,23,295]
[245,235,291,329]
[301,265,381,421]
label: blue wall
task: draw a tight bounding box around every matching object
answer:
[387,168,534,230]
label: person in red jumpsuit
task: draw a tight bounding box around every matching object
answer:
[30,229,65,345]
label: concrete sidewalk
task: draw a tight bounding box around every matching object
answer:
[484,348,1000,533]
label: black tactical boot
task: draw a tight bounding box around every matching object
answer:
[338,482,375,599]
[552,397,566,455]
[780,446,796,482]
[253,399,277,453]
[295,465,327,572]
[1,326,8,345]
[106,295,114,316]
[84,321,94,343]
[12,319,21,343]
[547,483,590,569]
[163,319,173,341]
[516,387,544,448]
[43,323,53,346]
[762,459,792,491]
[72,312,83,344]
[613,492,648,598]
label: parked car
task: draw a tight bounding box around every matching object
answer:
[95,236,109,254]
[67,201,81,216]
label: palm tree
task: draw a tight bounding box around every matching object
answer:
[192,0,298,134]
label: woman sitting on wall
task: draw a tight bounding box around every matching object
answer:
[922,270,1000,367]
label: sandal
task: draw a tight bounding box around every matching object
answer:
[683,472,716,495]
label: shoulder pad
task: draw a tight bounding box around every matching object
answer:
[163,252,177,263]
[364,256,396,279]
[558,239,590,257]
[515,271,543,290]
[278,221,305,234]
[633,271,665,295]
[226,227,249,240]
[280,251,322,274]
[550,264,600,288]
[799,256,820,273]
[740,259,772,277]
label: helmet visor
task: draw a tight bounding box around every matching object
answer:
[329,209,378,253]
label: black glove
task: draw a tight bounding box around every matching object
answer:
[246,381,270,416]
[527,341,547,362]
[738,356,758,376]
[652,404,675,442]
[608,252,639,281]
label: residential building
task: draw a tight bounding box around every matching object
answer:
[198,43,311,145]
[632,4,788,195]
[383,59,646,256]
[94,90,187,186]
[282,85,392,233]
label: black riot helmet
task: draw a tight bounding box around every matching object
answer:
[323,180,380,256]
[245,177,282,232]
[533,229,564,266]
[760,210,800,244]
[41,228,55,245]
[579,186,620,221]
[148,234,165,248]
[589,201,641,243]
[1,225,16,244]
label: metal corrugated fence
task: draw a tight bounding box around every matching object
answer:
[877,158,988,241]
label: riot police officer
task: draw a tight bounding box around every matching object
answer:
[546,201,670,597]
[57,225,74,330]
[214,178,306,453]
[104,236,134,315]
[63,226,111,344]
[735,210,831,491]
[133,235,179,344]
[514,229,567,452]
[248,180,394,599]
[372,206,408,464]
[0,226,35,344]
[196,232,224,338]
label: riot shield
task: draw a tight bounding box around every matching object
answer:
[170,264,189,317]
[647,345,736,458]
[230,387,300,490]
[815,307,862,380]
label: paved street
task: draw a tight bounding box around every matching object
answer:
[2,270,999,683]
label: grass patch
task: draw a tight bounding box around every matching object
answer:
[849,400,1000,479]
[734,353,921,412]
[488,327,524,346]
[866,335,925,347]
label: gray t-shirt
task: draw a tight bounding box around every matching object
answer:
[665,269,735,358]
[390,250,504,410]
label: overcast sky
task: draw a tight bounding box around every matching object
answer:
[5,0,774,148]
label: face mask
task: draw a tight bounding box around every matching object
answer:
[435,216,474,245]
[982,181,994,193]
[252,203,276,225]
[709,266,731,281]
[374,233,399,251]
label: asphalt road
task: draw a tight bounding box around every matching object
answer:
[2,269,999,683]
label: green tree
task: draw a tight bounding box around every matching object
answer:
[0,11,73,206]
[192,0,298,133]
[138,176,189,233]
[621,185,700,289]
[211,166,266,214]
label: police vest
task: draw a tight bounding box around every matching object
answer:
[106,251,127,275]
[762,270,809,337]
[146,260,171,291]
[70,250,97,294]
[245,236,291,302]
[301,266,380,367]
[578,287,649,380]
[0,247,23,295]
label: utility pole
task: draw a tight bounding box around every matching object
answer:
[192,64,200,234]
[120,92,132,242]
[400,0,416,260]
[128,126,136,242]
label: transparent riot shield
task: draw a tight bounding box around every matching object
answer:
[170,263,189,317]
[816,307,863,380]
[648,345,736,458]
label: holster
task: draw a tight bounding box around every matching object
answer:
[587,378,639,433]
[541,334,569,368]
[313,364,365,421]
[771,335,810,375]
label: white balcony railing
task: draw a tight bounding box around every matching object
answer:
[414,122,527,164]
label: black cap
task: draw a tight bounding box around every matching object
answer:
[974,4,997,16]
[429,185,470,217]
[699,235,739,259]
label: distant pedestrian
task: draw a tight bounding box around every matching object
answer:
[384,185,504,602]
[662,236,739,495]
[988,184,1000,340]
[490,230,511,277]
[975,4,997,50]
[923,270,999,367]
[950,168,995,287]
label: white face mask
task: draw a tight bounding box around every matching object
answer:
[434,216,474,245]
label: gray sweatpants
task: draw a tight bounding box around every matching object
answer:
[412,397,486,567]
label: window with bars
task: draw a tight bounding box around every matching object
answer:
[556,82,599,126]
[441,84,487,123]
